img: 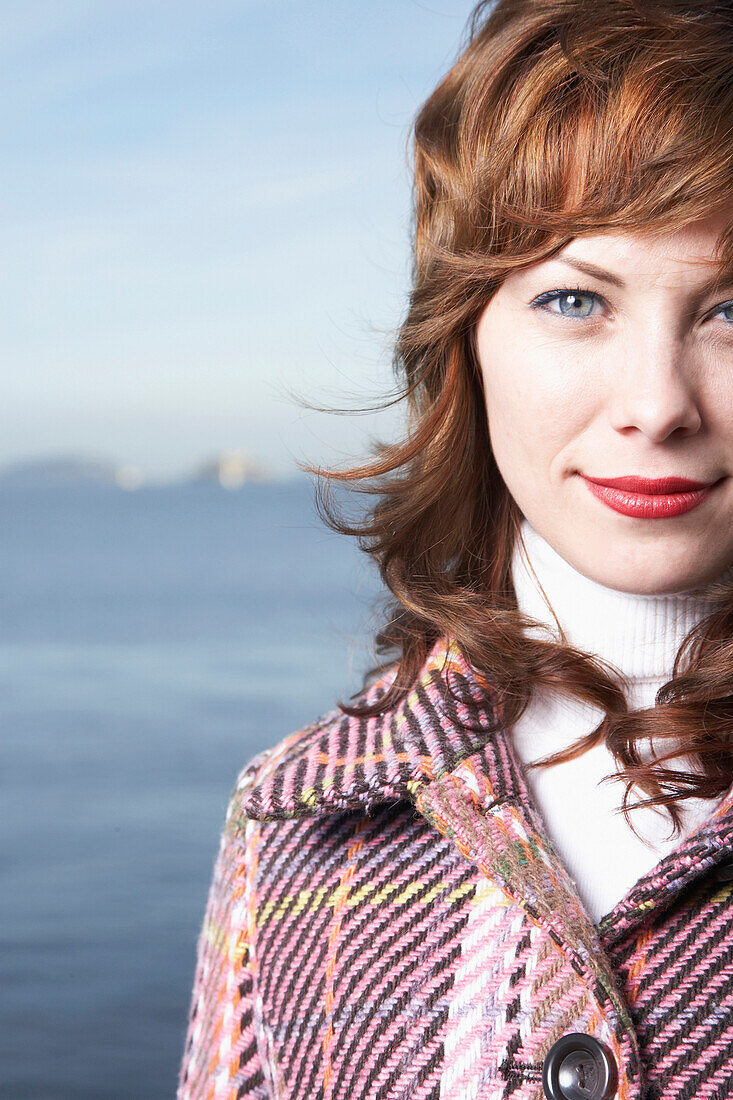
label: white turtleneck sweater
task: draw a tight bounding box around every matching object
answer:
[509,517,731,924]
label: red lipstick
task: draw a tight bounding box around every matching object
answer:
[580,474,722,518]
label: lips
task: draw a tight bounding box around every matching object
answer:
[582,475,717,494]
[579,473,723,519]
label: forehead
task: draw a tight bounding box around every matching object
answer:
[555,212,733,272]
[515,214,733,293]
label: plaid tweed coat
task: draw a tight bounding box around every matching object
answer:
[177,636,733,1100]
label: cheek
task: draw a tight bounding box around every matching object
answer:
[474,302,598,491]
[480,345,581,468]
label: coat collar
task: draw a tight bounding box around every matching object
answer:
[238,635,528,820]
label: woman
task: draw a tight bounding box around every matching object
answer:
[177,1,733,1097]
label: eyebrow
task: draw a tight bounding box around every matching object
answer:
[553,256,733,298]
[556,258,625,287]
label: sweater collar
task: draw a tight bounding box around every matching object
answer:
[512,516,733,685]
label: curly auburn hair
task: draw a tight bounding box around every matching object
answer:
[298,0,733,838]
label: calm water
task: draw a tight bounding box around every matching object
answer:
[0,478,384,1099]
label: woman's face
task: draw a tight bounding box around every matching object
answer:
[475,211,733,594]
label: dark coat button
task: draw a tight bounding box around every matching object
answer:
[713,857,733,882]
[542,1033,618,1100]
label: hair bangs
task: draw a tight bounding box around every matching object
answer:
[457,6,733,278]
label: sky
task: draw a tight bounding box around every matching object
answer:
[1,0,476,480]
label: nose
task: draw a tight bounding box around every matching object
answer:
[609,331,702,442]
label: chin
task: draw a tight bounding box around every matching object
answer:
[589,555,722,597]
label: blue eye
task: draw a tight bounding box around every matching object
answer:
[529,290,733,325]
[530,288,600,319]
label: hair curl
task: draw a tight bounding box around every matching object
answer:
[298,0,733,840]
